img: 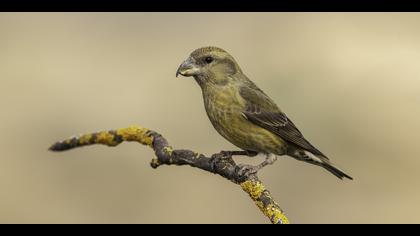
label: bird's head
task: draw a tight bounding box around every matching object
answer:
[176,46,243,86]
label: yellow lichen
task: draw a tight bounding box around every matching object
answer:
[240,179,289,224]
[96,131,118,146]
[255,201,264,210]
[150,158,161,168]
[264,204,289,224]
[78,134,92,145]
[64,136,77,144]
[163,146,173,156]
[116,125,153,146]
[240,179,265,200]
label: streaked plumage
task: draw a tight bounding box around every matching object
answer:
[176,46,352,180]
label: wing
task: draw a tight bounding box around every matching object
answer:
[239,85,327,158]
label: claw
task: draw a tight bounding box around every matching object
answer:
[237,164,259,178]
[236,154,278,178]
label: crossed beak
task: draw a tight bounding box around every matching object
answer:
[176,56,200,77]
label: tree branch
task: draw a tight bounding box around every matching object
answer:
[49,125,290,224]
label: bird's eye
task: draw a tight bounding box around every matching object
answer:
[204,57,214,64]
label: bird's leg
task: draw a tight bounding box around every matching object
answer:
[237,153,278,178]
[256,153,278,169]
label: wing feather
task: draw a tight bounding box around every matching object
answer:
[239,85,327,158]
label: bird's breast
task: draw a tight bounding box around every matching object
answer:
[203,86,243,136]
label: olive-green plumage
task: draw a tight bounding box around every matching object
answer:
[176,46,352,180]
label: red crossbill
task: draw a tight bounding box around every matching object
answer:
[176,46,352,180]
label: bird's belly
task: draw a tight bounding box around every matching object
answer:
[206,105,287,155]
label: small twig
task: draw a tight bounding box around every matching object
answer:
[49,125,290,224]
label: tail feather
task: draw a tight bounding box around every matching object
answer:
[320,162,353,180]
[288,149,353,180]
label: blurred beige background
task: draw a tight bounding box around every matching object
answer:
[1,13,420,224]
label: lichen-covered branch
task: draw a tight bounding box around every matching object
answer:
[49,125,289,224]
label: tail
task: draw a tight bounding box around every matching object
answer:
[288,149,353,180]
[320,160,353,180]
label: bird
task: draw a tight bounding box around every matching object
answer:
[176,46,352,180]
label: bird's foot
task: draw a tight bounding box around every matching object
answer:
[237,164,260,178]
[236,154,278,179]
